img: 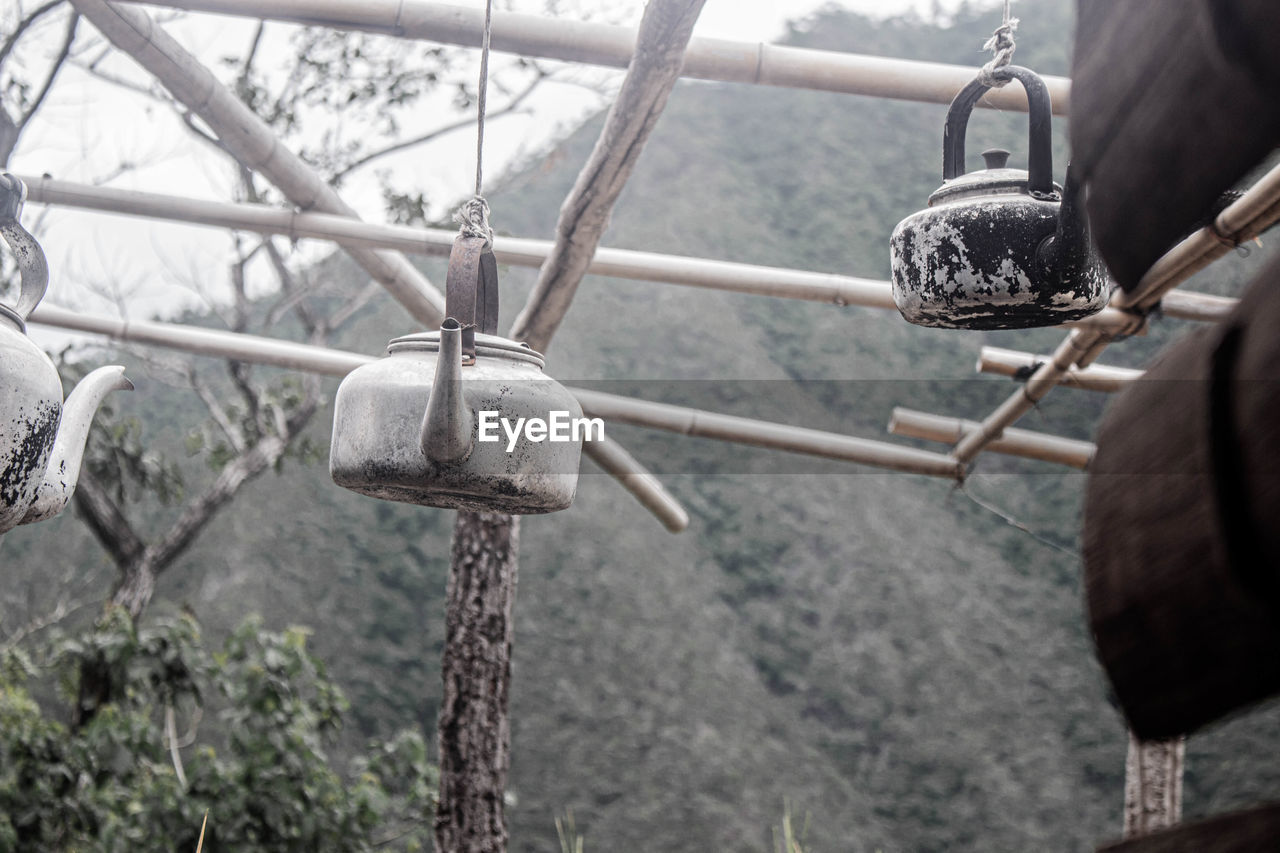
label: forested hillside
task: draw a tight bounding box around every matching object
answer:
[5,1,1280,850]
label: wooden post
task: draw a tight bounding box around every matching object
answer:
[435,511,520,853]
[1123,733,1185,839]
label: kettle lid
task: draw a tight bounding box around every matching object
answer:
[388,329,546,368]
[928,149,1061,206]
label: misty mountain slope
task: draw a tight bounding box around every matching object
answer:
[5,1,1280,851]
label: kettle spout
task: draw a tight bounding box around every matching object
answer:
[20,365,133,526]
[1039,162,1094,275]
[419,319,474,464]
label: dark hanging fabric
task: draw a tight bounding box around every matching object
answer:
[1096,801,1280,852]
[1083,254,1280,740]
[1070,0,1280,290]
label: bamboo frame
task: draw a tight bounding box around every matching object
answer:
[115,0,1071,114]
[949,159,1280,466]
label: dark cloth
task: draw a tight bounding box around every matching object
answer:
[1084,254,1280,739]
[1071,0,1280,290]
[1097,802,1280,852]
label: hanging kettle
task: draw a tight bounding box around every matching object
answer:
[0,174,132,537]
[890,65,1109,329]
[330,234,583,514]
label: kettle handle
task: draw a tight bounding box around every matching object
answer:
[443,234,500,361]
[942,65,1055,199]
[0,174,49,322]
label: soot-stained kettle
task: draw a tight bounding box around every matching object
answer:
[889,65,1109,329]
[329,234,583,514]
[0,174,132,537]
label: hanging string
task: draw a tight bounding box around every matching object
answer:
[978,0,1019,88]
[454,0,495,246]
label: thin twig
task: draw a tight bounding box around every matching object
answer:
[165,702,188,789]
[329,69,546,184]
[0,0,65,68]
[14,12,79,138]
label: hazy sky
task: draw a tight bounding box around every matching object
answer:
[8,0,975,337]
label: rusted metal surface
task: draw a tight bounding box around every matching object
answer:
[891,67,1107,330]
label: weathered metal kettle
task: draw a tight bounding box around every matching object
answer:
[0,174,132,536]
[330,234,583,513]
[890,65,1109,329]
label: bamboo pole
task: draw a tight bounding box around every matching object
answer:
[887,407,1094,469]
[113,0,1071,115]
[977,346,1141,393]
[950,158,1280,466]
[509,0,709,352]
[18,175,893,308]
[573,388,963,479]
[1159,290,1238,323]
[27,303,689,529]
[576,437,689,533]
[29,304,965,479]
[68,0,445,328]
[23,176,1217,334]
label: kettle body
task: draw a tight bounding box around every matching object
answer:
[0,309,64,532]
[330,329,582,514]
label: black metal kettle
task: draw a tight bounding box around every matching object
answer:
[889,65,1108,329]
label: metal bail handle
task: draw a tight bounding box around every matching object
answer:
[942,65,1055,198]
[0,173,49,322]
[444,234,501,361]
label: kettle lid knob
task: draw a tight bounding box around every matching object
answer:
[981,148,1011,170]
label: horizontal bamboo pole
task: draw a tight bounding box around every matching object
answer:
[23,175,1205,334]
[951,158,1280,466]
[888,407,1094,469]
[572,388,963,479]
[1158,290,1237,323]
[29,304,963,481]
[28,304,690,529]
[116,0,1070,114]
[977,346,1141,393]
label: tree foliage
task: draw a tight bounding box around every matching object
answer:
[0,609,437,851]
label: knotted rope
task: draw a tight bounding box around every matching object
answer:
[978,0,1018,88]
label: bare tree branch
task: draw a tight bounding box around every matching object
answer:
[325,280,382,333]
[0,0,64,68]
[13,11,78,139]
[72,474,146,567]
[188,366,246,454]
[329,68,547,185]
[0,593,93,654]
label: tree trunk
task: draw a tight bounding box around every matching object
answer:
[435,510,520,853]
[1123,732,1185,838]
